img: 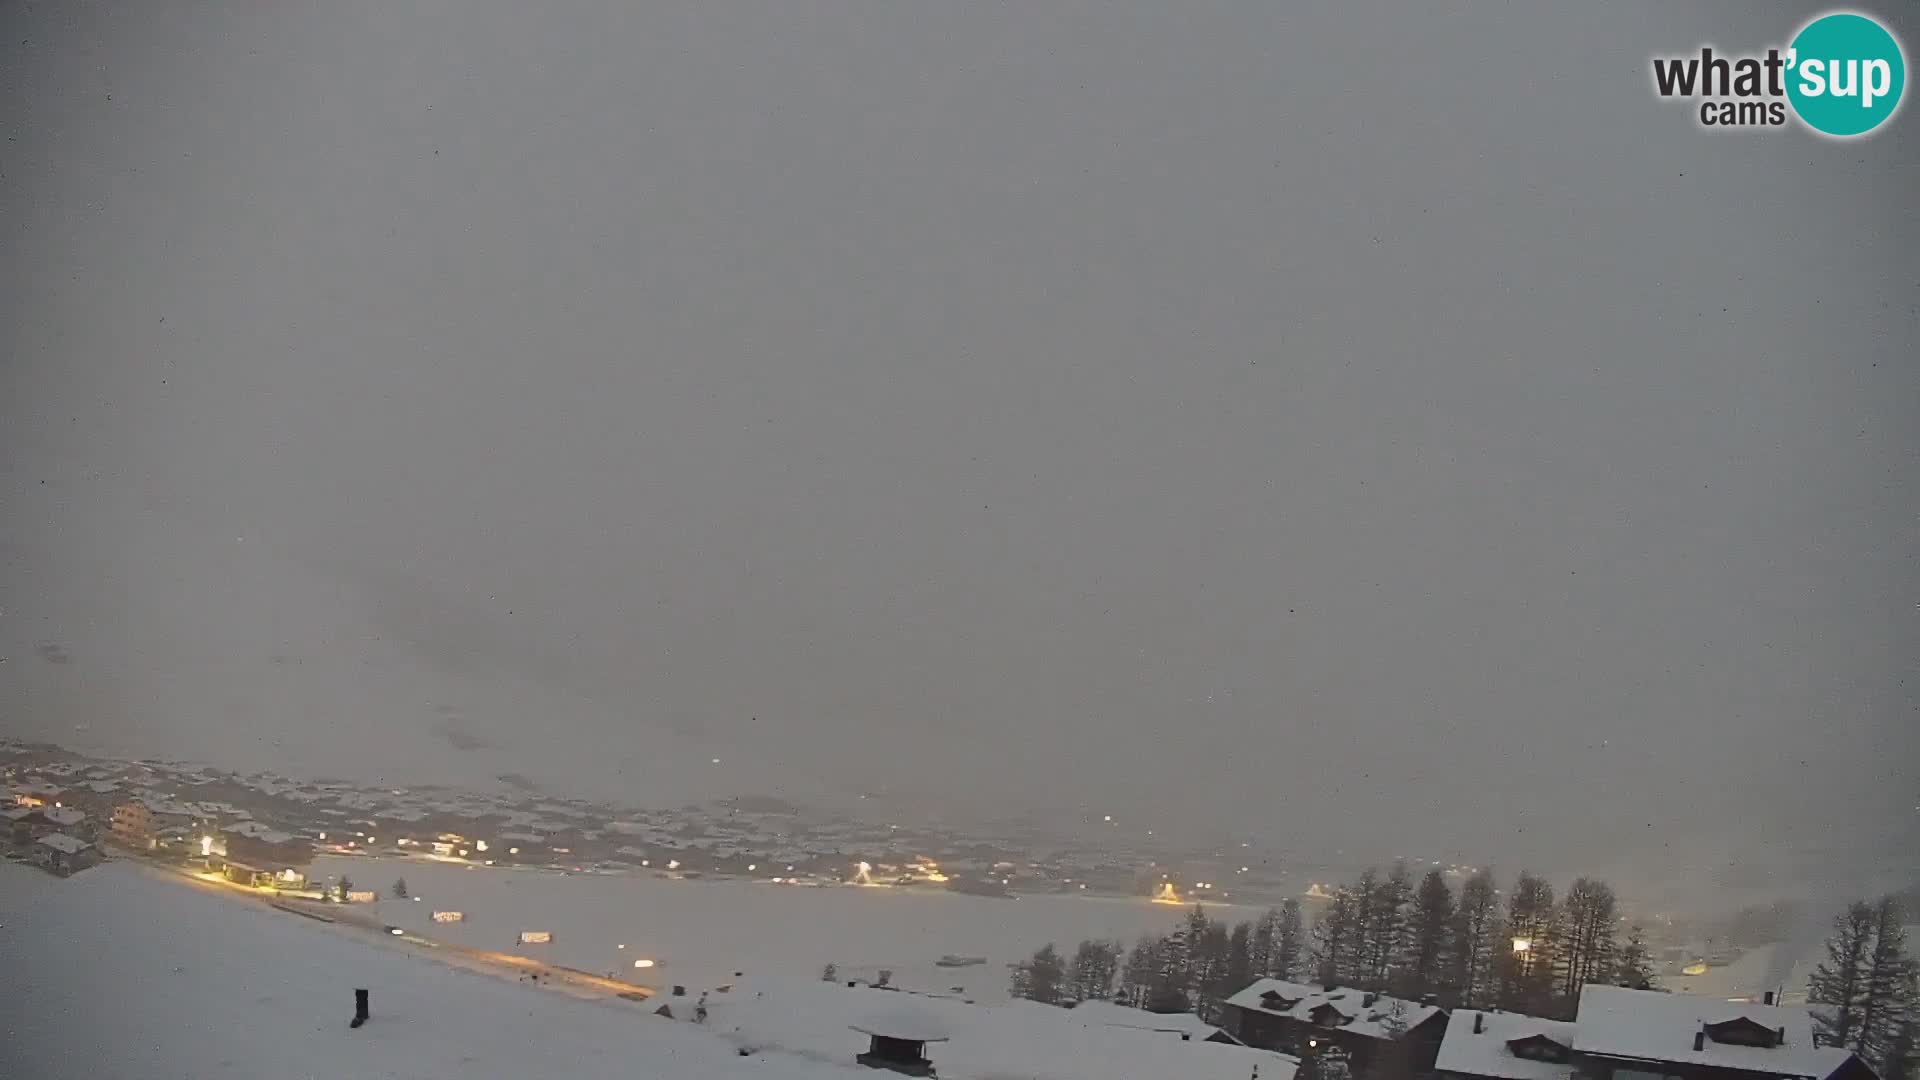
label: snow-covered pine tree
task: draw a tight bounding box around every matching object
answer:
[1858,896,1917,1069]
[1017,943,1066,1004]
[1120,934,1162,1008]
[1227,921,1255,995]
[1810,901,1878,1051]
[1276,898,1305,981]
[1068,939,1121,1001]
[1252,908,1280,977]
[1614,925,1656,990]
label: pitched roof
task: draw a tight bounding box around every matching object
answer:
[1437,1011,1577,1080]
[1573,986,1831,1078]
[1225,980,1442,1040]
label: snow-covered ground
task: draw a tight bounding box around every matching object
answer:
[0,860,1296,1080]
[311,854,1245,1000]
[0,861,861,1080]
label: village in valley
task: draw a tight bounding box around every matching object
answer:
[4,735,1913,1080]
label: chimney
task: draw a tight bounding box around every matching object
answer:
[1474,1013,1485,1035]
[1776,1027,1786,1046]
[351,988,370,1029]
[1694,1031,1705,1052]
[1763,991,1775,1006]
[1363,993,1379,1007]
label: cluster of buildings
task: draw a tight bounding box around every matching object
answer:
[1213,978,1873,1080]
[0,740,1328,903]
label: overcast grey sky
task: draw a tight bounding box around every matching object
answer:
[3,1,1915,888]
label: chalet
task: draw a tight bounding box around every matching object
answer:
[1437,1009,1578,1080]
[36,806,89,838]
[35,833,101,875]
[1571,986,1871,1080]
[1223,980,1447,1075]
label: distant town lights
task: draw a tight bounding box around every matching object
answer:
[633,959,655,969]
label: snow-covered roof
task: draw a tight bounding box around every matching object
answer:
[37,833,91,855]
[851,1004,953,1042]
[84,780,122,793]
[42,806,86,827]
[222,821,297,844]
[1435,1010,1577,1080]
[1573,986,1831,1078]
[1225,980,1442,1040]
[1060,999,1239,1042]
[2,806,33,821]
[708,976,1298,1080]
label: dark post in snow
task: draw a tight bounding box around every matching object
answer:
[351,988,370,1028]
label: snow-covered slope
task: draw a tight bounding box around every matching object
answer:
[0,862,860,1080]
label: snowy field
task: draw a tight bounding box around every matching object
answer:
[311,855,1249,999]
[0,861,863,1080]
[0,859,1299,1080]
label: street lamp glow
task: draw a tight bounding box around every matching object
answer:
[1512,937,1532,954]
[633,959,655,969]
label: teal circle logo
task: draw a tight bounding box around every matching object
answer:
[1787,12,1906,137]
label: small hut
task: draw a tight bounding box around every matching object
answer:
[850,1007,950,1077]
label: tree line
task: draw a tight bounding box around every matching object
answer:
[1307,862,1653,1020]
[1809,894,1916,1080]
[1009,863,1655,1024]
[1010,899,1307,1020]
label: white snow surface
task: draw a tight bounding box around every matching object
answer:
[1434,1010,1577,1080]
[704,975,1298,1080]
[1056,997,1237,1041]
[0,861,862,1080]
[306,854,1241,1001]
[1572,985,1832,1078]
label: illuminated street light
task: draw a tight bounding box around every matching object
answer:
[1512,937,1532,954]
